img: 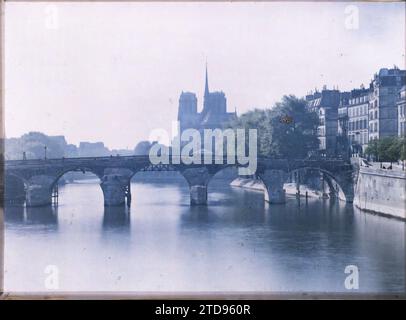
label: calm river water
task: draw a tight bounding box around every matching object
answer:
[4,176,406,294]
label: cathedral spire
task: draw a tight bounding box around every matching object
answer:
[204,63,209,97]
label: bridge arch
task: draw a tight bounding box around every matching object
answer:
[130,167,190,207]
[4,173,28,205]
[5,157,354,207]
[286,166,354,203]
[50,167,104,206]
[206,166,239,205]
[50,166,104,190]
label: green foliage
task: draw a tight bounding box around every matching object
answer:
[228,95,319,158]
[366,136,403,162]
[401,138,406,161]
[365,139,379,159]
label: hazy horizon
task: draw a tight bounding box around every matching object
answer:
[5,2,405,149]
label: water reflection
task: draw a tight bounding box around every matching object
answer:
[4,205,25,223]
[4,180,406,293]
[4,205,58,226]
[26,206,58,225]
[103,206,131,230]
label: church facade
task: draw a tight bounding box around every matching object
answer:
[177,67,237,135]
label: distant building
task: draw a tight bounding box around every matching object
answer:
[397,86,406,137]
[306,88,341,157]
[48,135,67,147]
[78,142,110,157]
[177,66,237,142]
[368,67,406,141]
[178,92,199,134]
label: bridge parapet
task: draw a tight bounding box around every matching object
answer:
[4,156,355,206]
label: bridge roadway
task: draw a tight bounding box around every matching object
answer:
[4,155,354,207]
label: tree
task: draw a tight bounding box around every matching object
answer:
[228,95,319,158]
[377,137,400,162]
[365,138,379,160]
[400,138,406,161]
[387,138,402,162]
[366,137,402,162]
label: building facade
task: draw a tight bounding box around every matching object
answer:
[347,89,370,156]
[368,67,406,141]
[336,92,350,159]
[306,88,341,157]
[397,86,406,137]
[335,68,406,158]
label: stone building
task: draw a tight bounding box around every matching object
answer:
[347,88,370,156]
[306,88,341,157]
[177,66,237,138]
[368,67,406,141]
[336,92,351,159]
[397,85,406,137]
[337,92,350,136]
[78,141,110,157]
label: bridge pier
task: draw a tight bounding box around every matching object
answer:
[25,175,55,207]
[335,172,355,203]
[4,175,26,205]
[258,169,287,204]
[100,174,132,207]
[180,167,212,205]
[6,157,355,207]
[190,185,208,205]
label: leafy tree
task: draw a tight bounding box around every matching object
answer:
[366,137,403,162]
[400,138,406,161]
[387,138,402,162]
[229,95,319,158]
[365,138,379,160]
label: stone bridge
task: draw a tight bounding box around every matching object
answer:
[3,155,355,207]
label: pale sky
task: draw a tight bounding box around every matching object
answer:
[5,2,405,149]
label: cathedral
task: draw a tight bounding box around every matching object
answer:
[177,66,237,135]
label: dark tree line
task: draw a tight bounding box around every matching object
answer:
[228,95,319,159]
[365,137,406,162]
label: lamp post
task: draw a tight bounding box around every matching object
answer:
[44,146,47,160]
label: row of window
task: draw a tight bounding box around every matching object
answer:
[349,96,368,105]
[349,119,368,131]
[369,110,379,120]
[370,100,378,109]
[369,122,379,133]
[349,132,368,145]
[399,104,406,118]
[348,105,368,117]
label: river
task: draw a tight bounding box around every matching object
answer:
[4,175,406,294]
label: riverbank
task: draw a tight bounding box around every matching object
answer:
[231,166,406,221]
[354,166,406,220]
[230,178,323,198]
